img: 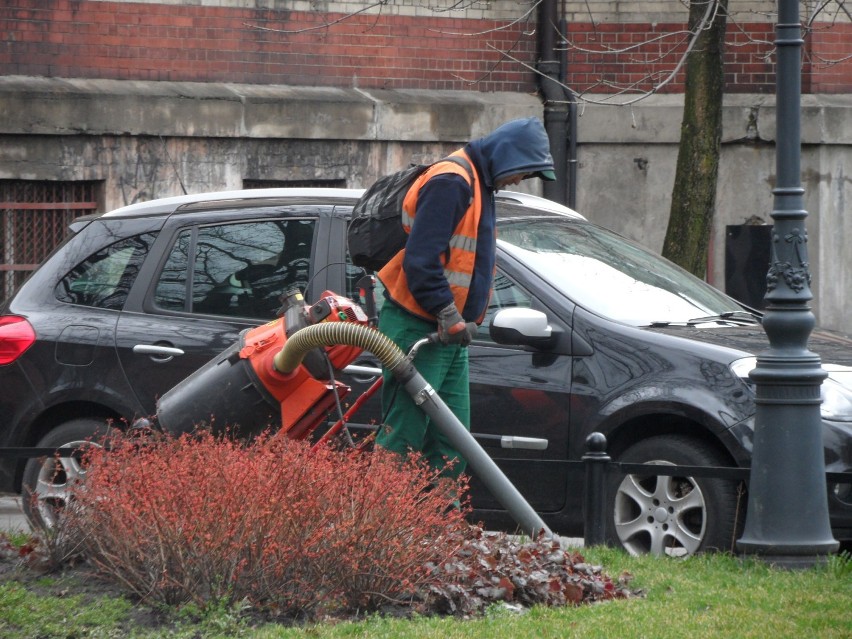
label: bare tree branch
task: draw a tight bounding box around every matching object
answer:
[427,0,541,36]
[485,0,717,106]
[244,1,389,35]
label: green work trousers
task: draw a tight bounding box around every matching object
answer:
[375,301,470,479]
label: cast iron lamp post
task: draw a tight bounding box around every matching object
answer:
[735,0,839,567]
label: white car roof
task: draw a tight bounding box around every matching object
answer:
[101,188,364,218]
[101,187,586,221]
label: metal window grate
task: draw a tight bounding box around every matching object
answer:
[1,180,100,303]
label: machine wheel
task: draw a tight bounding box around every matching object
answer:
[21,419,116,530]
[607,435,741,557]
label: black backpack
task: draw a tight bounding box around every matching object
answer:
[347,156,474,272]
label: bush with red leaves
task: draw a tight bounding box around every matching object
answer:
[58,430,635,620]
[63,430,469,617]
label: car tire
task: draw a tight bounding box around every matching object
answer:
[606,435,742,557]
[21,419,117,531]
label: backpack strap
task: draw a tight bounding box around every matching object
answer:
[436,155,475,205]
[402,153,478,228]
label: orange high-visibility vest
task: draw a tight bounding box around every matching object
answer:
[378,150,483,322]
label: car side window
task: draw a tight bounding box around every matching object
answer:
[478,270,532,341]
[153,219,316,320]
[154,229,191,312]
[55,233,157,310]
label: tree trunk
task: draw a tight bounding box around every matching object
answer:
[662,0,729,278]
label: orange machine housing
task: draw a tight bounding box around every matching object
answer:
[238,291,368,440]
[154,290,368,440]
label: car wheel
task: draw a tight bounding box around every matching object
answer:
[607,435,741,557]
[21,419,116,530]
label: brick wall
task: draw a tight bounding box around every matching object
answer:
[807,23,852,93]
[565,20,852,95]
[1,0,850,94]
[0,0,538,92]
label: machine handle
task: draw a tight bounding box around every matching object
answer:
[425,322,477,345]
[410,324,477,359]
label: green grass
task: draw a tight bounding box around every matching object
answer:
[0,545,849,639]
[0,580,134,638]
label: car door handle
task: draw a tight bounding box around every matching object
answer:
[472,433,549,450]
[132,344,185,357]
[342,364,382,376]
[500,436,549,450]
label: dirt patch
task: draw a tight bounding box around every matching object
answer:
[1,528,640,632]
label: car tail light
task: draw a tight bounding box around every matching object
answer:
[0,315,36,364]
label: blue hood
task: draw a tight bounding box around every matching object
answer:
[467,117,556,188]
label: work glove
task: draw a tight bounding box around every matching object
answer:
[436,304,477,346]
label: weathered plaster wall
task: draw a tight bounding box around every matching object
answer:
[0,76,545,211]
[574,93,852,334]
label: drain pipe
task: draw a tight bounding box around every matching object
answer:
[274,323,553,540]
[567,100,578,209]
[538,0,569,205]
[559,17,579,210]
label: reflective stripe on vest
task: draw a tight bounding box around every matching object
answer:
[378,150,482,321]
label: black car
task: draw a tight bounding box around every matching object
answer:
[1,188,850,556]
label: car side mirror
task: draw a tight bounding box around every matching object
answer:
[489,308,557,349]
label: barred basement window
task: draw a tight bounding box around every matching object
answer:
[0,180,102,302]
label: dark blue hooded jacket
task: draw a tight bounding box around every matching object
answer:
[399,117,555,321]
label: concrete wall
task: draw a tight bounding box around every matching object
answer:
[0,76,543,211]
[0,76,849,334]
[574,93,852,335]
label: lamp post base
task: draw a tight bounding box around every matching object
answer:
[736,540,839,569]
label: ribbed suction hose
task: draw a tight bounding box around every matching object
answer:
[273,322,407,375]
[272,320,553,541]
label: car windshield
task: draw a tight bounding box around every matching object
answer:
[496,217,745,326]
